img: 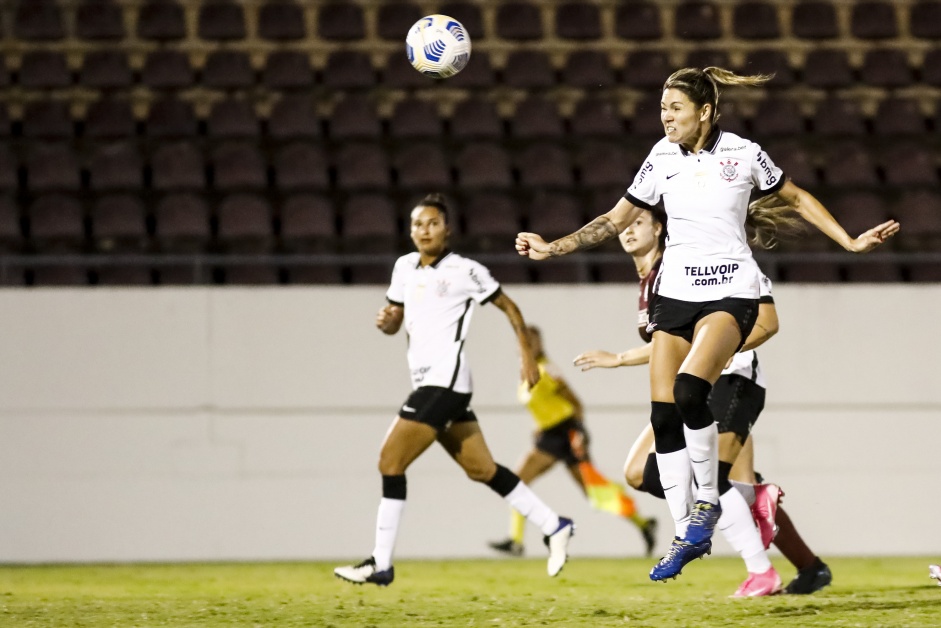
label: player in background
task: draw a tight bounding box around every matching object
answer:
[488,325,657,559]
[575,207,830,596]
[335,195,574,586]
[516,66,898,582]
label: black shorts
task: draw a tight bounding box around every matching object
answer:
[399,386,477,432]
[649,294,759,350]
[534,417,588,465]
[708,374,766,444]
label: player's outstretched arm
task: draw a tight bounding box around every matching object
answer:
[516,198,645,261]
[376,304,404,335]
[574,343,652,371]
[491,292,539,388]
[775,180,900,253]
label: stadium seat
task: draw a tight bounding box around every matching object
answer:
[268,95,320,140]
[812,97,867,136]
[615,2,663,40]
[802,50,854,89]
[80,51,133,89]
[859,49,912,88]
[317,3,365,41]
[216,193,274,252]
[0,144,18,191]
[562,51,616,88]
[151,142,205,191]
[76,0,125,40]
[394,142,452,190]
[329,94,382,140]
[382,50,432,89]
[197,0,246,41]
[263,51,314,90]
[454,143,513,189]
[88,142,144,192]
[279,194,336,252]
[210,142,268,191]
[684,50,731,72]
[781,261,842,283]
[450,98,503,139]
[509,97,565,140]
[850,1,898,39]
[920,49,941,87]
[844,261,902,283]
[273,143,329,191]
[462,192,522,251]
[827,191,889,238]
[90,195,148,252]
[629,93,667,139]
[157,265,206,285]
[595,260,633,283]
[202,51,255,90]
[377,2,423,40]
[881,142,938,186]
[349,264,392,285]
[503,51,555,89]
[448,52,496,88]
[153,193,211,252]
[535,264,583,284]
[341,194,398,252]
[25,144,81,192]
[19,51,71,89]
[741,50,795,87]
[95,266,154,286]
[733,2,781,39]
[14,0,65,41]
[0,106,8,138]
[30,266,90,286]
[485,262,532,284]
[207,99,259,140]
[714,101,748,136]
[622,51,672,89]
[439,2,485,39]
[791,1,839,39]
[673,1,722,40]
[28,194,86,251]
[763,140,818,186]
[908,263,941,282]
[22,101,72,139]
[286,264,344,284]
[220,265,281,285]
[258,0,306,41]
[145,98,198,139]
[578,142,635,189]
[891,189,941,250]
[141,50,195,90]
[516,143,574,188]
[872,98,926,136]
[496,2,543,40]
[0,195,23,252]
[819,140,879,188]
[555,2,602,40]
[571,97,624,137]
[389,99,444,140]
[910,1,941,39]
[137,0,186,41]
[322,51,376,89]
[526,192,584,239]
[334,143,391,189]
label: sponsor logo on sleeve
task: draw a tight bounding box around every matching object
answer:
[632,161,654,188]
[755,151,778,187]
[468,268,486,293]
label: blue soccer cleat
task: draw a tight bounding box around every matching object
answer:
[649,536,712,581]
[683,500,722,545]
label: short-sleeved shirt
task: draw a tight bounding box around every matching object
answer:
[637,257,663,343]
[386,250,501,393]
[625,127,785,302]
[721,272,774,388]
[517,357,576,431]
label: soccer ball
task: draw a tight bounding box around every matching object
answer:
[406,14,471,79]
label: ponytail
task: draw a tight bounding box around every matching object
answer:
[746,192,806,249]
[664,67,773,124]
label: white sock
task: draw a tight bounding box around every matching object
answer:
[718,488,771,574]
[504,481,561,536]
[731,480,757,507]
[372,497,405,571]
[684,423,720,504]
[656,449,694,538]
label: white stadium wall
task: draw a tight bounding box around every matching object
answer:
[0,285,938,563]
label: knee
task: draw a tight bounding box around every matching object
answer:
[465,461,497,483]
[624,457,645,491]
[378,448,406,476]
[650,401,685,453]
[673,373,714,430]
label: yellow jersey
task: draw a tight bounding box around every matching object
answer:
[518,357,576,431]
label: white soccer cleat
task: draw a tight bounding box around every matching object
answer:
[334,556,395,586]
[930,564,941,586]
[544,517,575,577]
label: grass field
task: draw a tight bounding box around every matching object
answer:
[1,557,939,627]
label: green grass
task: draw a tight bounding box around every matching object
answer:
[0,557,939,627]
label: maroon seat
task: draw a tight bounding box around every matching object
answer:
[329,94,381,140]
[216,193,274,252]
[30,266,89,286]
[733,2,781,39]
[510,97,564,139]
[450,98,502,139]
[141,50,195,90]
[439,3,485,39]
[791,1,839,39]
[263,51,314,90]
[891,189,941,250]
[562,51,616,88]
[812,97,867,136]
[827,191,889,238]
[22,101,72,139]
[96,266,154,286]
[751,99,804,137]
[448,51,496,88]
[202,51,254,90]
[84,99,135,139]
[741,50,795,87]
[145,98,198,139]
[556,2,602,40]
[872,98,926,136]
[258,0,306,41]
[715,101,748,137]
[781,261,842,283]
[503,51,555,89]
[802,49,853,89]
[138,0,186,41]
[527,192,584,239]
[615,2,663,40]
[496,2,543,40]
[859,49,912,88]
[153,193,211,252]
[578,142,635,189]
[455,143,512,189]
[516,143,574,188]
[763,140,818,186]
[279,194,336,252]
[0,195,22,252]
[0,144,18,191]
[382,50,432,89]
[25,144,81,192]
[80,51,133,89]
[571,97,624,137]
[910,1,941,39]
[341,194,398,252]
[462,192,522,251]
[844,261,902,283]
[389,99,443,139]
[76,0,125,40]
[28,194,85,251]
[684,50,731,71]
[19,51,70,89]
[197,0,246,41]
[151,141,205,191]
[394,142,452,190]
[820,140,879,188]
[850,1,898,39]
[673,1,722,40]
[91,195,148,252]
[286,264,344,284]
[317,2,365,41]
[322,51,375,89]
[921,49,941,87]
[207,99,259,139]
[334,144,391,189]
[273,143,328,191]
[211,142,267,191]
[622,51,672,89]
[14,0,65,41]
[88,142,144,192]
[377,2,423,40]
[268,95,320,140]
[881,142,938,186]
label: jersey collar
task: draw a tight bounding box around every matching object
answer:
[416,248,452,269]
[679,125,722,157]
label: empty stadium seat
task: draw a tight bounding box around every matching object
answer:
[197,0,246,41]
[28,194,86,251]
[14,0,65,41]
[211,143,267,191]
[80,51,133,89]
[450,98,503,139]
[262,51,314,90]
[84,99,136,140]
[76,0,125,40]
[562,51,616,88]
[153,193,211,252]
[389,99,444,139]
[377,2,423,40]
[22,101,72,139]
[685,50,731,72]
[268,96,320,140]
[516,143,574,188]
[673,1,722,40]
[510,97,565,140]
[850,1,898,39]
[151,142,205,191]
[202,51,255,90]
[279,194,336,252]
[19,51,71,89]
[25,144,81,192]
[812,97,867,136]
[615,2,663,40]
[910,1,941,39]
[258,0,306,41]
[820,140,879,188]
[207,100,260,139]
[273,143,329,191]
[526,192,584,239]
[859,49,912,88]
[872,98,926,136]
[733,2,781,39]
[394,142,452,190]
[571,98,624,137]
[334,143,390,189]
[496,2,543,40]
[0,195,23,252]
[341,194,398,252]
[802,50,854,89]
[448,51,496,88]
[503,51,555,89]
[329,95,382,140]
[791,1,839,39]
[454,143,513,188]
[741,50,795,87]
[555,2,602,40]
[0,145,18,191]
[30,266,89,286]
[382,50,432,89]
[317,3,365,41]
[137,0,186,41]
[95,266,154,286]
[145,99,198,138]
[141,50,195,90]
[216,193,274,252]
[891,189,941,250]
[622,51,672,89]
[88,142,144,191]
[322,51,375,89]
[462,192,522,251]
[578,142,635,189]
[91,195,148,252]
[881,142,938,186]
[827,191,889,238]
[439,2,485,39]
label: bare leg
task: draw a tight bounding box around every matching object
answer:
[624,424,655,490]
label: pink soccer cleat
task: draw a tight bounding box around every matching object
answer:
[732,566,783,598]
[751,483,783,549]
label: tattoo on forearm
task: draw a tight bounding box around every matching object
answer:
[548,216,618,257]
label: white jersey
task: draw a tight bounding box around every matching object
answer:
[721,272,774,388]
[626,128,785,302]
[386,250,501,393]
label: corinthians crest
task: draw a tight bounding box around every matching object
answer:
[719,159,739,182]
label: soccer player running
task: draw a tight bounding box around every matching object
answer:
[335,194,575,587]
[515,67,899,582]
[574,208,831,596]
[488,324,657,559]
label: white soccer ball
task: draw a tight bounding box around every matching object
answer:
[406,14,471,79]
